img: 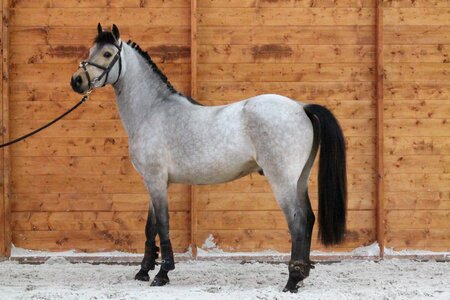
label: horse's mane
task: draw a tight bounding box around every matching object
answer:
[126,40,202,106]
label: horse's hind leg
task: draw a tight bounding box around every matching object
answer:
[266,174,315,293]
[256,146,316,292]
[135,204,159,281]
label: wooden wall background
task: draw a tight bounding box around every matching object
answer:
[0,0,448,256]
[383,0,450,251]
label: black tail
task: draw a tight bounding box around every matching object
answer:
[304,104,347,246]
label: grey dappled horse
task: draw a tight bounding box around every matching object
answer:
[71,24,347,292]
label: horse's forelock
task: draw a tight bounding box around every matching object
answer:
[94,31,117,45]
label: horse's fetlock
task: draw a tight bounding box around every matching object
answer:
[288,260,313,280]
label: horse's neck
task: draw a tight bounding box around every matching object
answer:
[113,45,173,136]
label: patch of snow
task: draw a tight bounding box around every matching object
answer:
[11,244,142,258]
[385,247,450,257]
[312,242,381,257]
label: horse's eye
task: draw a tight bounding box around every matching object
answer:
[103,51,112,58]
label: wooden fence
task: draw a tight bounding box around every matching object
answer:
[0,0,448,257]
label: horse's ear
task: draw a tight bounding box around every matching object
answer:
[112,24,120,40]
[97,23,103,35]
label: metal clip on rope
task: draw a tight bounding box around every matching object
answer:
[0,91,92,148]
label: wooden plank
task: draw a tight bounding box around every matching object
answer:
[197,82,375,102]
[197,8,375,26]
[52,0,191,8]
[384,8,450,26]
[385,155,450,174]
[11,120,128,138]
[197,0,375,8]
[11,174,148,194]
[10,26,191,46]
[384,82,450,100]
[384,100,450,119]
[385,229,450,250]
[197,63,375,82]
[384,25,450,45]
[385,173,450,192]
[384,45,450,63]
[196,228,375,252]
[11,0,191,8]
[10,137,130,157]
[10,63,190,83]
[197,26,374,45]
[384,137,450,155]
[190,0,198,258]
[384,63,450,82]
[385,210,450,230]
[198,44,374,63]
[385,191,450,210]
[10,8,190,26]
[385,119,450,137]
[375,0,384,258]
[11,192,191,212]
[11,156,139,176]
[0,1,3,257]
[8,81,191,102]
[197,210,374,230]
[11,101,120,120]
[12,230,190,252]
[11,44,191,64]
[383,0,450,8]
[11,211,190,231]
[196,173,375,193]
[197,191,374,211]
[1,0,10,257]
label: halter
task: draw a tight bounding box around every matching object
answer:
[79,41,123,90]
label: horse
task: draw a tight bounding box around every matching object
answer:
[71,23,347,293]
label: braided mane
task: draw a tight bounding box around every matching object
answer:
[126,40,202,106]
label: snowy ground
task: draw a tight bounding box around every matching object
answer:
[0,258,449,300]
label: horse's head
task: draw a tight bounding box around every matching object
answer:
[71,23,123,94]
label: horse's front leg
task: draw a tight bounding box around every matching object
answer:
[146,182,175,287]
[135,205,159,281]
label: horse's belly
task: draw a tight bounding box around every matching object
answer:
[168,155,260,185]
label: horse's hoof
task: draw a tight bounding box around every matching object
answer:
[150,276,170,287]
[283,280,303,293]
[282,284,300,293]
[135,269,150,281]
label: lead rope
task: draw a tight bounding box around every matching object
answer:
[0,91,92,148]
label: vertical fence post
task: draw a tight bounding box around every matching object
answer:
[1,0,10,257]
[190,0,198,258]
[375,0,385,258]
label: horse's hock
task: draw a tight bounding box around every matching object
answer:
[0,1,449,257]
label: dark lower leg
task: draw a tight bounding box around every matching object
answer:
[135,207,158,281]
[150,201,174,287]
[151,239,175,286]
[283,198,315,292]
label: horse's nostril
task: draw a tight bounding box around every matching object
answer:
[71,75,84,92]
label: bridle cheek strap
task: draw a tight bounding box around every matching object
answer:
[79,41,122,90]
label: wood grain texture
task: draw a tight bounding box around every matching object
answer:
[4,1,449,255]
[375,0,384,256]
[1,0,11,257]
[383,6,450,251]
